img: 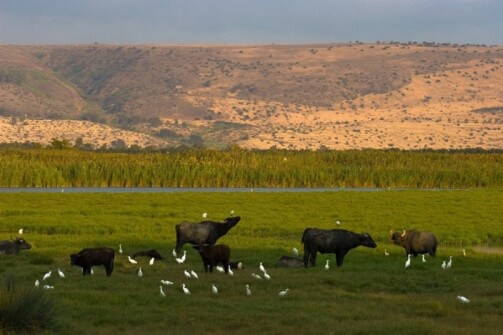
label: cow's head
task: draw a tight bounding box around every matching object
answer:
[360,233,377,248]
[391,230,406,245]
[70,253,80,266]
[224,216,241,227]
[14,238,31,250]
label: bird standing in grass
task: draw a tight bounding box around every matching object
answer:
[90,268,94,275]
[463,249,466,257]
[176,250,187,264]
[259,262,266,273]
[230,210,235,216]
[43,285,54,290]
[457,296,470,303]
[119,244,123,254]
[138,267,143,277]
[405,254,411,268]
[202,212,208,219]
[292,247,299,256]
[43,271,51,281]
[18,228,23,235]
[264,272,271,280]
[184,270,192,279]
[58,269,65,278]
[422,255,426,263]
[278,289,289,297]
[182,284,190,295]
[128,256,138,264]
[384,249,389,256]
[160,286,166,297]
[228,266,234,276]
[336,220,341,226]
[35,279,39,287]
[252,273,262,280]
[172,249,177,257]
[447,256,453,269]
[325,260,330,270]
[211,284,218,295]
[441,261,447,269]
[246,284,251,296]
[149,257,155,266]
[160,280,173,286]
[190,270,199,279]
[216,266,225,273]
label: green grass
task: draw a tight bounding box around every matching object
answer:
[1,148,503,188]
[0,191,502,334]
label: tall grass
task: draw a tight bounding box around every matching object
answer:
[0,148,502,188]
[0,275,59,333]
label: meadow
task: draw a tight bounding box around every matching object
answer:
[1,148,503,188]
[0,190,503,334]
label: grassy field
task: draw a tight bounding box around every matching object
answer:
[1,191,503,334]
[1,148,503,188]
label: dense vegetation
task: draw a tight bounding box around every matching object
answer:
[0,148,502,188]
[0,191,502,334]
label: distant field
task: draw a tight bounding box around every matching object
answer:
[0,191,502,334]
[1,148,503,188]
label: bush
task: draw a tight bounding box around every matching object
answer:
[0,275,59,333]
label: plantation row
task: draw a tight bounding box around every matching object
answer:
[0,148,502,188]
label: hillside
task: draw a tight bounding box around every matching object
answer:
[1,42,502,149]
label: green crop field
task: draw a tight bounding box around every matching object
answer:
[1,191,502,334]
[1,148,503,188]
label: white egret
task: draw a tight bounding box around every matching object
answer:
[18,228,23,235]
[149,257,155,266]
[211,284,218,295]
[245,284,251,296]
[216,266,225,273]
[138,267,143,277]
[58,268,65,279]
[90,268,94,275]
[252,273,262,280]
[43,285,54,290]
[176,250,187,264]
[182,284,190,295]
[128,256,138,264]
[463,249,466,257]
[384,249,389,256]
[230,210,235,216]
[202,212,208,219]
[336,220,341,226]
[278,289,289,296]
[43,271,52,281]
[190,270,199,279]
[292,247,299,256]
[35,279,40,287]
[237,262,243,269]
[184,270,192,279]
[405,254,411,268]
[160,280,174,286]
[441,261,447,270]
[160,285,166,297]
[264,272,271,280]
[228,266,234,276]
[447,256,453,269]
[172,249,177,257]
[119,244,123,254]
[325,260,330,270]
[457,295,470,303]
[259,262,265,273]
[422,255,426,263]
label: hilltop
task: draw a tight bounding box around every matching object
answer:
[0,42,502,149]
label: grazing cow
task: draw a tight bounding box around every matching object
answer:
[70,247,115,276]
[276,255,304,268]
[302,228,377,268]
[391,230,438,257]
[193,244,231,273]
[175,216,240,253]
[0,238,31,255]
[132,249,164,260]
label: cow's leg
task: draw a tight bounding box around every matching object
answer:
[223,259,229,273]
[430,245,437,257]
[303,244,310,268]
[336,251,347,267]
[105,263,112,276]
[310,249,317,266]
[175,239,184,254]
[83,267,89,276]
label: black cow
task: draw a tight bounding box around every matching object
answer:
[0,238,32,255]
[391,230,438,257]
[302,228,377,268]
[70,247,115,276]
[276,255,304,268]
[193,244,231,273]
[175,216,240,253]
[132,249,164,260]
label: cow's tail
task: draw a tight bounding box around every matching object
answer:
[175,224,181,250]
[301,228,311,244]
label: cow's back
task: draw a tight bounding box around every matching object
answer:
[0,240,15,255]
[179,222,211,243]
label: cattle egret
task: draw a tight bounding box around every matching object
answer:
[35,279,40,287]
[175,256,184,264]
[292,247,299,256]
[43,285,54,290]
[18,228,23,235]
[190,270,199,279]
[211,284,218,295]
[405,254,411,268]
[441,261,447,270]
[264,272,271,280]
[228,266,234,276]
[149,257,155,266]
[119,244,123,254]
[246,284,251,296]
[422,255,426,263]
[325,260,330,270]
[184,270,192,279]
[159,285,166,297]
[447,256,453,269]
[161,280,174,286]
[463,249,466,257]
[43,271,52,281]
[237,262,243,269]
[384,249,389,256]
[336,220,341,226]
[138,267,143,277]
[128,256,138,264]
[278,288,289,297]
[181,251,187,262]
[230,210,235,216]
[259,262,266,273]
[90,268,94,275]
[457,295,470,303]
[252,273,262,280]
[172,249,177,257]
[202,212,208,219]
[216,266,225,273]
[58,268,65,279]
[182,284,191,295]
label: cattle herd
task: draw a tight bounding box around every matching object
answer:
[1,215,444,297]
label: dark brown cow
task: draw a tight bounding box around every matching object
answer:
[70,247,115,276]
[193,244,231,273]
[391,230,438,257]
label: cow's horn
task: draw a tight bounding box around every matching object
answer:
[401,229,406,237]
